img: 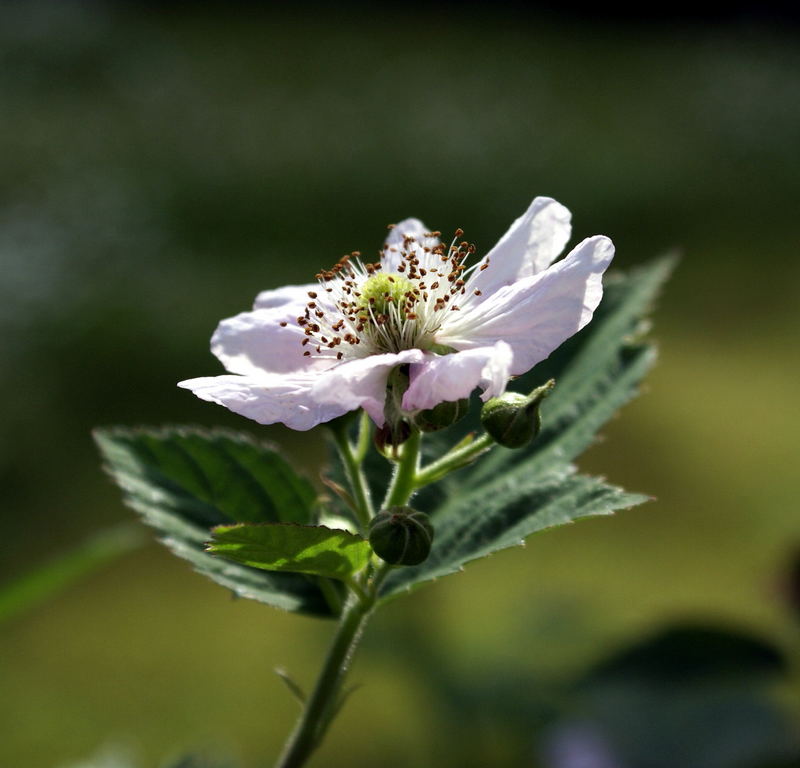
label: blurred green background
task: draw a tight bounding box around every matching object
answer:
[1,3,799,767]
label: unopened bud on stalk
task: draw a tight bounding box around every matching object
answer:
[480,379,555,449]
[368,507,434,566]
[413,398,470,432]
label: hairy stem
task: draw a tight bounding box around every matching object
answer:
[273,596,371,768]
[414,432,494,488]
[382,429,422,509]
[331,426,374,531]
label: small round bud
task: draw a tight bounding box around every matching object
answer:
[368,507,434,566]
[413,398,470,432]
[480,379,555,449]
[373,421,411,456]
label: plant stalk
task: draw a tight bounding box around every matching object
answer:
[330,427,374,531]
[273,596,372,768]
[382,429,421,508]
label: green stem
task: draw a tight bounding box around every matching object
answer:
[331,427,374,531]
[273,428,429,768]
[273,597,372,768]
[382,429,422,509]
[354,411,372,464]
[414,433,494,489]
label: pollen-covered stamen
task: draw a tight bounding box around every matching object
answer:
[295,227,490,358]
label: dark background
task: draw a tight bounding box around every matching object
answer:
[1,3,799,766]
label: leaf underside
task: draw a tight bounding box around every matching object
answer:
[96,256,673,616]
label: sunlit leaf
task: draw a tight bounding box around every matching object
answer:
[209,523,371,581]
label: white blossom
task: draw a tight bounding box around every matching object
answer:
[179,197,614,430]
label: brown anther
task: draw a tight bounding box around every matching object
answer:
[479,263,489,271]
[307,291,318,298]
[303,351,311,356]
[279,321,288,327]
[474,289,482,296]
[454,228,464,237]
[450,305,460,311]
[302,338,310,346]
[337,352,343,359]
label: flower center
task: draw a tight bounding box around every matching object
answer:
[357,273,416,319]
[292,228,488,361]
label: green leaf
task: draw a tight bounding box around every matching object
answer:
[0,523,145,625]
[94,426,338,617]
[209,523,371,581]
[384,469,647,597]
[379,256,674,600]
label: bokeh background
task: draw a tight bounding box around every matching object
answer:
[2,3,799,767]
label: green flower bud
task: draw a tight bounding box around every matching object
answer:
[368,507,434,566]
[480,379,555,449]
[413,398,470,432]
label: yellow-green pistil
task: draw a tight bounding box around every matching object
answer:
[357,273,417,321]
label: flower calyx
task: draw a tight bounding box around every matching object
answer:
[480,379,555,449]
[413,398,470,433]
[368,507,434,566]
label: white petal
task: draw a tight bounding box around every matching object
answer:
[178,373,341,431]
[179,349,425,431]
[211,306,331,376]
[468,197,572,298]
[310,348,425,425]
[384,217,430,249]
[382,217,441,272]
[402,341,513,412]
[438,235,614,376]
[253,283,317,310]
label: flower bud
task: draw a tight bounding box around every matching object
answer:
[413,398,470,432]
[368,507,434,566]
[373,420,412,456]
[480,379,555,449]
